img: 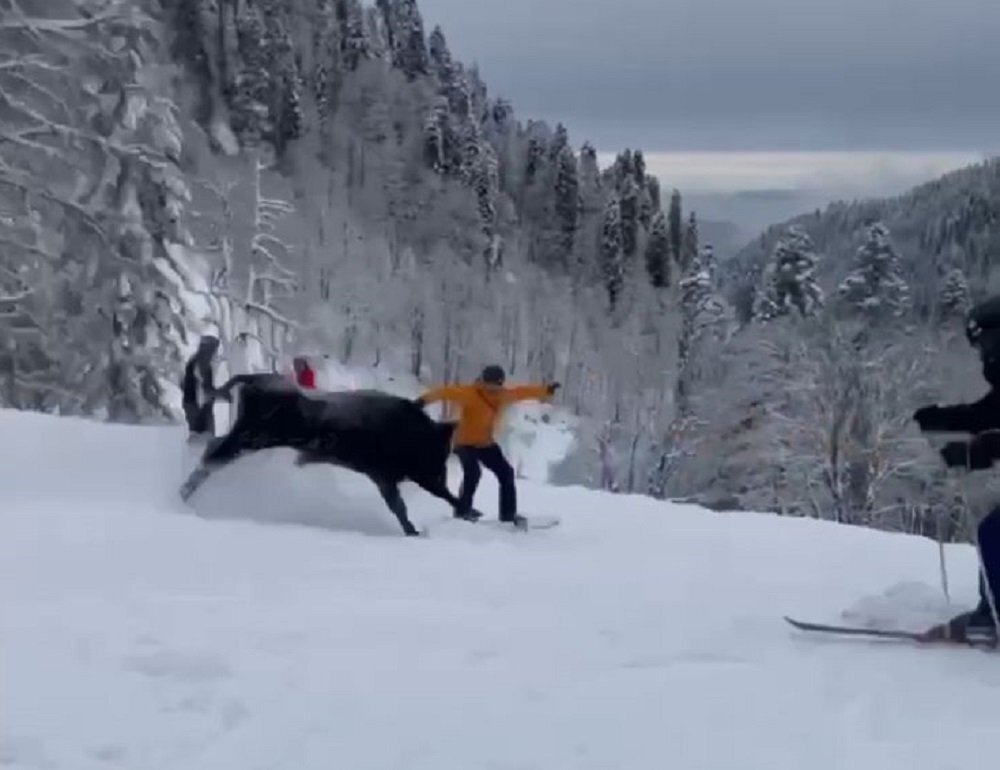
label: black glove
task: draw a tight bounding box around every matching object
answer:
[913,405,942,431]
[940,441,971,468]
[546,382,561,396]
[209,387,233,403]
[940,439,996,470]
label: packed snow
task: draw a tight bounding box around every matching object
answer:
[2,407,999,770]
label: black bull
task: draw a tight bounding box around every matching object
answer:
[179,374,460,535]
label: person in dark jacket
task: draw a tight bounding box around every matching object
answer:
[914,296,1000,643]
[182,335,221,439]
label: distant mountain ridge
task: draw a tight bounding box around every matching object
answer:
[723,158,1000,321]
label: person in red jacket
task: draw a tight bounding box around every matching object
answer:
[292,356,317,390]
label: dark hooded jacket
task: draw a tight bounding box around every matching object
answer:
[182,337,220,409]
[915,297,1000,468]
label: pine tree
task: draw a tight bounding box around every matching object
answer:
[228,2,303,152]
[646,177,661,212]
[676,244,727,420]
[668,189,683,270]
[313,0,343,147]
[525,135,546,185]
[940,267,971,319]
[838,222,910,321]
[601,196,625,309]
[340,0,371,71]
[681,211,699,274]
[423,95,449,173]
[428,25,452,80]
[754,226,824,320]
[553,145,580,268]
[618,174,639,258]
[633,150,647,184]
[549,124,569,162]
[645,211,670,288]
[377,0,429,80]
[0,0,198,419]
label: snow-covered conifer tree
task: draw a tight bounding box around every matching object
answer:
[838,222,910,321]
[940,267,971,319]
[668,189,684,270]
[645,211,670,288]
[754,226,824,320]
[600,196,625,310]
[553,144,580,268]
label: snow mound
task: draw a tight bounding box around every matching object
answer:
[2,409,998,770]
[840,581,965,631]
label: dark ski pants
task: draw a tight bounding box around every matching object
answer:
[976,508,1000,617]
[454,443,517,520]
[184,401,215,437]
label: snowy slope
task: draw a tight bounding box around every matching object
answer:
[1,410,998,770]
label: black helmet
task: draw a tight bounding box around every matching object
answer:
[196,335,220,360]
[479,364,505,386]
[967,296,1000,387]
[966,296,1000,348]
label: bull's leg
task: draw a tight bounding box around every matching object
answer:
[414,476,461,509]
[413,477,486,521]
[373,478,420,537]
[179,430,247,502]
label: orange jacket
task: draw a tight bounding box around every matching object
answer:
[420,383,552,448]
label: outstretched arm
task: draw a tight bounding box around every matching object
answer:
[418,385,470,406]
[940,432,1000,470]
[915,391,1000,434]
[502,383,558,404]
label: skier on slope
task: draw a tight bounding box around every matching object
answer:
[181,335,223,441]
[415,365,559,526]
[914,295,1000,644]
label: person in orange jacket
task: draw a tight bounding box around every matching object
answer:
[416,365,559,525]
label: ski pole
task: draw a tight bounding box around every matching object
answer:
[925,431,1000,637]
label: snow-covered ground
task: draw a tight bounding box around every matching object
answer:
[2,408,998,770]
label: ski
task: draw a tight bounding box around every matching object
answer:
[784,616,932,642]
[783,616,998,648]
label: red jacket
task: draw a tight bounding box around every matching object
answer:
[296,365,316,389]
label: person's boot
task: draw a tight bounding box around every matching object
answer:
[500,513,527,529]
[923,606,998,645]
[454,508,482,522]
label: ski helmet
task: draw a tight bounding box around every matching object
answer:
[197,335,220,359]
[966,296,1000,347]
[479,364,505,386]
[967,296,1000,386]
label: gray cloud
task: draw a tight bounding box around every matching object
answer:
[417,0,1000,151]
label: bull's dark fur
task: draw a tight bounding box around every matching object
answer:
[179,374,459,536]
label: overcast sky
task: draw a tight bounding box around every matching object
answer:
[417,0,1000,153]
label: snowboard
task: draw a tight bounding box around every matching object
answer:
[784,616,996,648]
[425,513,561,535]
[481,514,561,532]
